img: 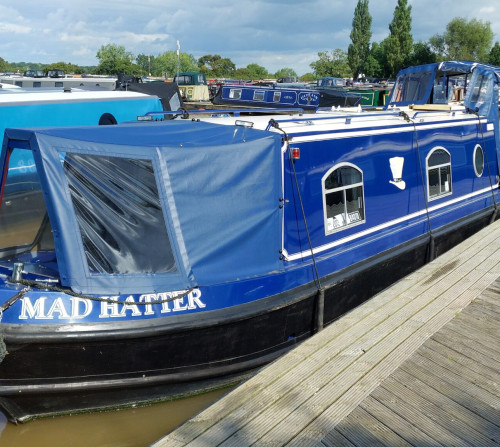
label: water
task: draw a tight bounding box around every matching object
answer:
[0,388,229,447]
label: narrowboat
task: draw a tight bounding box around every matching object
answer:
[0,87,165,135]
[0,61,498,422]
[211,83,361,109]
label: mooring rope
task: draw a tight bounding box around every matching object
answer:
[400,110,436,261]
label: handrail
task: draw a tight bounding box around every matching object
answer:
[140,108,306,120]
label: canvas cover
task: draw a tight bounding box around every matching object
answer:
[2,121,284,294]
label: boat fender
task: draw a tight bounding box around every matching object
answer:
[315,288,325,333]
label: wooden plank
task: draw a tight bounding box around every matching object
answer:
[447,318,500,352]
[358,396,441,447]
[423,338,500,386]
[403,356,500,418]
[379,376,496,447]
[417,344,500,398]
[334,406,413,447]
[369,384,472,447]
[432,329,500,372]
[444,320,500,357]
[391,368,500,443]
[317,430,356,447]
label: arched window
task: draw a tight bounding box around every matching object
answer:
[427,147,452,200]
[322,163,365,235]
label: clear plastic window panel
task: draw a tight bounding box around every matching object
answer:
[62,153,177,275]
[0,148,54,258]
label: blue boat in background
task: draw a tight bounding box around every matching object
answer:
[0,61,498,422]
[212,82,362,109]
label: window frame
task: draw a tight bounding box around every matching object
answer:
[322,162,366,236]
[473,144,484,178]
[426,146,452,201]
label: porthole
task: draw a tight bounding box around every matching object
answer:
[473,144,484,177]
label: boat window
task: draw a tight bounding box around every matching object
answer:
[473,144,484,177]
[390,71,432,104]
[229,89,242,99]
[253,90,265,101]
[469,74,488,105]
[322,164,365,234]
[62,153,178,275]
[273,91,282,102]
[427,147,452,200]
[0,148,55,260]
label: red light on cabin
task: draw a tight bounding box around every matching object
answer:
[291,148,300,159]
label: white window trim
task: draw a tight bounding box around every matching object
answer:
[322,162,366,236]
[426,146,452,202]
[473,144,484,178]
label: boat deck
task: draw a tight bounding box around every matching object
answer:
[153,219,500,447]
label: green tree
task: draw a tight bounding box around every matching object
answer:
[245,63,269,79]
[406,42,437,66]
[136,54,155,76]
[348,0,372,79]
[310,49,351,78]
[386,0,413,77]
[299,72,316,82]
[0,57,9,72]
[198,54,235,77]
[489,42,500,66]
[94,44,138,75]
[44,62,82,74]
[430,17,493,62]
[154,51,198,78]
[274,67,297,79]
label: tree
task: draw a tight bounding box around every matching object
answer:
[0,57,9,72]
[406,42,437,66]
[198,54,235,77]
[310,49,351,78]
[275,67,297,79]
[489,42,500,66]
[348,0,372,79]
[386,0,413,77]
[242,63,269,79]
[430,18,493,62]
[154,51,198,78]
[136,54,155,76]
[300,73,316,82]
[94,44,138,75]
[44,62,82,74]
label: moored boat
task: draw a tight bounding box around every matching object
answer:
[211,82,362,109]
[0,60,498,422]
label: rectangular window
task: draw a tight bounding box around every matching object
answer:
[253,90,265,101]
[229,89,242,99]
[62,153,177,275]
[273,91,282,102]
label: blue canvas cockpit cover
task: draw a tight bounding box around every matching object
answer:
[4,121,283,294]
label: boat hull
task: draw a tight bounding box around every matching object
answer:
[0,207,493,422]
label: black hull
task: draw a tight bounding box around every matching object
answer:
[0,209,494,422]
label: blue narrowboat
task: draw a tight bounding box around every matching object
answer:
[0,61,498,422]
[212,83,361,109]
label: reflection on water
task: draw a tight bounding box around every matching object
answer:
[0,387,230,447]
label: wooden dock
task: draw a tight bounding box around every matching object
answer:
[153,220,500,447]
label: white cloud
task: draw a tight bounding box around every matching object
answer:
[0,0,498,73]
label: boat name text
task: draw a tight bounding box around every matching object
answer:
[18,289,205,320]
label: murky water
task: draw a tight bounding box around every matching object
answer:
[0,387,230,447]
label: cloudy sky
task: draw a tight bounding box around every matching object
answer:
[1,0,499,75]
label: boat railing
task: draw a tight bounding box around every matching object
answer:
[264,110,405,129]
[139,108,306,121]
